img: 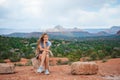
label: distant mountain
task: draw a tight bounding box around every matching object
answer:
[4,25,95,38]
[84,26,120,34]
[0,28,42,35]
[5,32,43,38]
[5,31,112,39]
[96,31,109,36]
[117,30,120,35]
[46,25,82,32]
[84,29,108,33]
[46,25,120,34]
[0,28,15,35]
[1,26,120,38]
[106,26,120,34]
[6,32,28,38]
[1,26,120,35]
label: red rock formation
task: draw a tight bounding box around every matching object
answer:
[0,63,15,73]
[71,62,98,75]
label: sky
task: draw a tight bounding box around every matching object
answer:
[0,0,120,31]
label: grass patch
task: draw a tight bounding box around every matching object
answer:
[0,59,6,63]
[102,59,108,63]
[57,59,69,65]
[14,63,24,66]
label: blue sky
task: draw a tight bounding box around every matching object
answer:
[0,0,120,31]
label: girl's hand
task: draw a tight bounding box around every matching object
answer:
[45,49,50,52]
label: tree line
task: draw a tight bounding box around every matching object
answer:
[0,35,120,62]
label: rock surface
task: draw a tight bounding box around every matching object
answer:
[31,57,69,70]
[0,58,120,80]
[49,57,69,65]
[80,57,91,62]
[31,57,40,69]
[0,63,15,74]
[71,62,98,75]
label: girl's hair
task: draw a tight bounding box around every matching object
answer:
[36,33,48,51]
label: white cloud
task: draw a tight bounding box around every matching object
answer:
[0,0,7,6]
[19,0,44,18]
[0,0,120,29]
[57,3,120,28]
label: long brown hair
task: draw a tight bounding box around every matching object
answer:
[36,33,48,52]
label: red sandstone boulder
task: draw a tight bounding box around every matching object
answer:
[31,58,40,69]
[71,62,98,75]
[0,63,15,74]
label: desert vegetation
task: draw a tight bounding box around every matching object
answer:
[0,35,120,62]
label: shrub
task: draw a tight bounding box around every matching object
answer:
[14,63,24,66]
[90,52,98,60]
[111,50,120,58]
[0,59,6,63]
[98,52,106,59]
[10,57,21,62]
[67,53,80,61]
[9,52,21,62]
[25,60,32,66]
[102,59,108,63]
[57,59,69,65]
[111,52,120,58]
[24,53,35,59]
[0,52,10,59]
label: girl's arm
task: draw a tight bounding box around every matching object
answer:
[38,44,50,52]
[44,41,51,50]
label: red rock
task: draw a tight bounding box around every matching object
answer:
[0,58,120,80]
[0,63,15,73]
[4,59,11,63]
[71,62,98,75]
[31,57,40,69]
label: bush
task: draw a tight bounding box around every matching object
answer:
[98,52,106,59]
[0,59,6,63]
[14,63,24,66]
[9,52,21,62]
[0,52,10,59]
[57,59,62,65]
[102,59,108,63]
[90,52,98,60]
[25,60,32,66]
[67,53,81,61]
[111,50,120,58]
[24,53,35,59]
[10,57,21,62]
[57,59,69,65]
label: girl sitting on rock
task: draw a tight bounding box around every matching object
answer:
[36,33,52,75]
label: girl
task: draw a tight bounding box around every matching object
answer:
[36,33,51,75]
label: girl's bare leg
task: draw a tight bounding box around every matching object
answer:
[38,54,41,61]
[40,51,47,67]
[44,53,50,74]
[44,54,49,70]
[37,51,47,73]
